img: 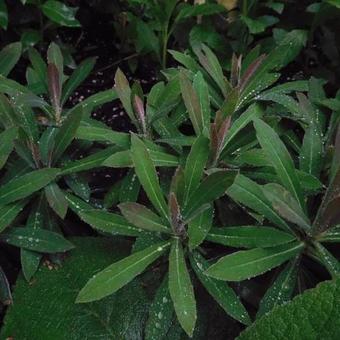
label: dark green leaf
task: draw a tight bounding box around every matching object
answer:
[205,242,303,281]
[299,126,323,178]
[78,209,143,237]
[75,124,130,148]
[207,226,295,248]
[45,182,68,219]
[47,42,63,84]
[145,274,174,340]
[0,201,28,233]
[21,248,41,282]
[254,118,305,211]
[76,241,170,303]
[42,0,80,27]
[0,227,74,253]
[169,238,196,337]
[193,44,228,97]
[222,103,263,152]
[0,42,22,77]
[0,168,59,206]
[257,258,299,318]
[48,63,61,116]
[188,204,213,250]
[184,170,237,219]
[313,242,340,278]
[183,135,210,207]
[262,183,311,232]
[103,148,178,168]
[119,169,140,203]
[28,48,47,90]
[60,146,118,175]
[114,68,135,123]
[179,71,204,135]
[52,106,83,163]
[119,202,170,233]
[319,226,340,243]
[61,57,96,104]
[0,0,8,29]
[190,251,251,325]
[65,173,90,201]
[131,134,168,220]
[193,71,210,132]
[0,127,17,169]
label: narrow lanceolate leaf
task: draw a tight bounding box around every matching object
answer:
[21,249,41,282]
[60,146,118,175]
[313,242,340,278]
[131,134,168,220]
[183,135,209,206]
[222,103,263,152]
[205,241,303,281]
[169,238,196,337]
[42,0,80,27]
[319,226,340,243]
[78,209,143,237]
[188,205,213,250]
[114,68,135,123]
[180,71,203,135]
[190,252,251,326]
[299,126,323,178]
[47,42,63,86]
[193,44,228,97]
[28,48,47,89]
[207,226,295,249]
[0,127,17,169]
[0,168,59,206]
[262,183,311,233]
[75,124,129,148]
[76,241,170,303]
[257,258,299,318]
[254,118,305,211]
[169,193,183,236]
[183,170,237,220]
[21,196,45,281]
[61,57,96,104]
[47,63,61,115]
[145,274,174,340]
[193,71,210,132]
[65,173,90,201]
[0,227,74,253]
[0,42,22,77]
[239,54,266,93]
[103,149,178,168]
[45,182,68,219]
[118,170,140,204]
[52,107,83,163]
[64,192,94,213]
[119,202,170,233]
[0,201,28,233]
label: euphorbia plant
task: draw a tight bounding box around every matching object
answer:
[158,30,309,171]
[75,134,252,337]
[0,41,126,283]
[204,112,340,317]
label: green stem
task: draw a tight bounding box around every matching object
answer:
[161,30,169,70]
[242,0,248,16]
